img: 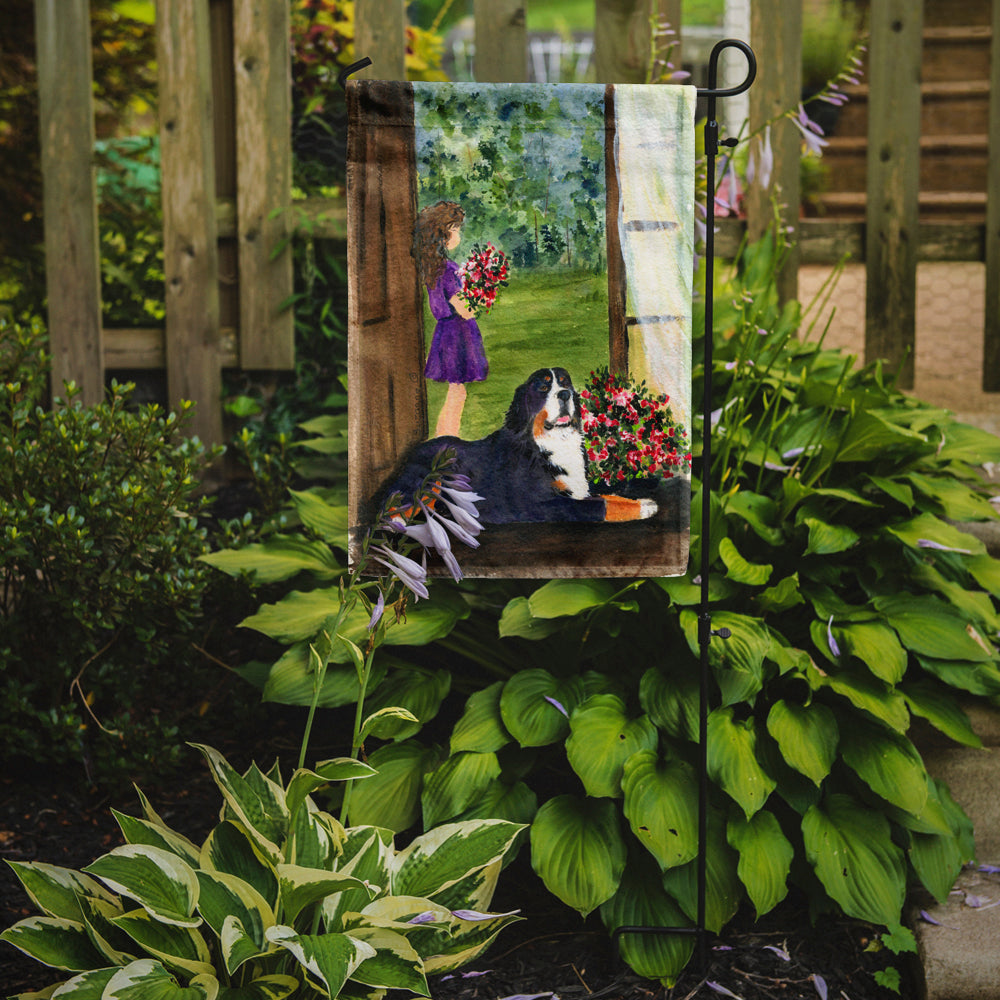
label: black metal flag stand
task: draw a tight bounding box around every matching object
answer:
[340,38,758,976]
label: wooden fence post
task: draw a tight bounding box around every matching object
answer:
[864,0,923,389]
[985,0,1000,390]
[355,0,406,80]
[157,0,223,445]
[474,0,526,83]
[233,0,294,369]
[594,0,678,84]
[34,0,103,405]
[746,0,801,305]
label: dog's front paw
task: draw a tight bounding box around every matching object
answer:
[601,495,659,522]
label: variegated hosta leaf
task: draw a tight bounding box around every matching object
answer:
[276,865,375,925]
[499,669,585,747]
[620,751,698,871]
[213,974,300,999]
[287,801,344,871]
[200,821,278,910]
[42,965,117,997]
[450,681,511,754]
[78,894,135,966]
[265,926,375,998]
[112,810,201,868]
[190,745,288,863]
[421,751,501,829]
[102,958,217,999]
[285,762,374,824]
[195,870,274,974]
[802,793,906,926]
[83,846,200,928]
[765,699,838,786]
[565,695,658,799]
[418,907,523,975]
[707,707,776,819]
[323,829,393,931]
[726,810,793,918]
[344,926,428,994]
[110,908,214,979]
[4,861,118,922]
[600,852,694,986]
[529,796,626,917]
[391,820,524,901]
[0,916,107,971]
[424,859,501,916]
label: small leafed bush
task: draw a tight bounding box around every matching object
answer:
[1,744,523,998]
[0,316,218,781]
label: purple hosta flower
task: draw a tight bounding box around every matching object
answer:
[979,864,1000,874]
[371,545,429,600]
[811,974,828,1000]
[451,908,521,921]
[715,159,741,215]
[917,538,973,555]
[707,982,742,999]
[827,615,841,657]
[747,125,774,191]
[792,104,829,156]
[407,911,438,925]
[367,590,385,631]
[764,944,790,962]
[441,970,494,982]
[544,695,569,718]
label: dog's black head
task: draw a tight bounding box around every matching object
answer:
[504,367,581,436]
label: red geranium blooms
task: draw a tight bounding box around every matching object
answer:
[457,243,510,317]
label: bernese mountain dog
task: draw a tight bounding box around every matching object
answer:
[375,367,658,525]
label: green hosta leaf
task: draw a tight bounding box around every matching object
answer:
[5,862,118,922]
[905,472,998,521]
[681,610,771,706]
[363,667,451,740]
[621,751,698,871]
[835,410,927,463]
[902,680,982,747]
[265,926,375,997]
[935,420,1000,463]
[499,669,584,747]
[813,665,910,732]
[421,751,502,829]
[453,780,538,827]
[195,871,273,974]
[655,573,738,605]
[727,811,793,918]
[707,708,776,818]
[393,820,524,901]
[200,821,278,910]
[260,643,388,709]
[111,908,214,977]
[200,536,342,583]
[347,741,440,832]
[718,537,772,585]
[873,594,995,662]
[527,578,618,617]
[909,828,965,905]
[84,846,200,928]
[886,512,985,556]
[285,760,376,822]
[277,865,373,926]
[639,665,699,742]
[802,794,906,926]
[191,746,287,863]
[346,926,428,994]
[600,852,694,986]
[724,490,784,545]
[530,796,627,917]
[112,812,201,868]
[565,695,657,798]
[102,959,216,999]
[840,720,928,816]
[661,807,742,933]
[0,916,107,971]
[836,621,907,684]
[916,655,1000,696]
[360,706,421,742]
[755,573,804,614]
[866,474,914,509]
[450,681,511,754]
[288,488,349,545]
[766,700,838,786]
[910,561,1000,633]
[802,517,859,556]
[497,596,566,639]
[967,552,1000,598]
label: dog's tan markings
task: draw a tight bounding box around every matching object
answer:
[533,410,549,439]
[553,478,569,493]
[600,495,658,522]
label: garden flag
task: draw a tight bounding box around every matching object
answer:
[347,81,696,578]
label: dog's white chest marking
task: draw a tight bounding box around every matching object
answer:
[538,425,590,499]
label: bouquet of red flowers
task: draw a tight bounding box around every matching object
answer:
[457,243,510,316]
[580,367,691,486]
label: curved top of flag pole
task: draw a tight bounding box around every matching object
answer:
[697,39,756,100]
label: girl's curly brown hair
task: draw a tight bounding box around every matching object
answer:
[414,201,465,289]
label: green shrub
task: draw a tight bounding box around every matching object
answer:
[0,316,219,782]
[1,743,524,998]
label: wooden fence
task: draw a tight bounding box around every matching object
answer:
[33,0,1000,445]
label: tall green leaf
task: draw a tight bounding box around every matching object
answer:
[707,708,776,818]
[727,810,793,918]
[765,700,838,786]
[499,669,584,747]
[840,720,928,816]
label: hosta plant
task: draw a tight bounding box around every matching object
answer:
[1,744,523,999]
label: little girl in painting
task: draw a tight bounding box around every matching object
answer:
[415,201,488,438]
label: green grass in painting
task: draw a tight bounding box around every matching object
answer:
[425,267,608,441]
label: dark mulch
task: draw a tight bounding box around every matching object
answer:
[0,739,917,999]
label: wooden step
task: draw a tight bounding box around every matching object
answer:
[922,25,992,83]
[822,134,989,193]
[815,189,987,222]
[922,0,992,27]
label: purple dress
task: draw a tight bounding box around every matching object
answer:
[423,260,488,383]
